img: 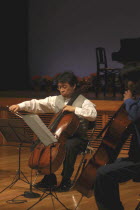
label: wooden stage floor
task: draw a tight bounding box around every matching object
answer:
[0,144,140,210]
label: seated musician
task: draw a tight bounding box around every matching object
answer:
[9,71,97,192]
[94,69,140,210]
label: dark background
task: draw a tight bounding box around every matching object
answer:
[1,0,140,90]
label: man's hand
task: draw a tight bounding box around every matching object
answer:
[123,90,133,101]
[9,105,20,113]
[63,105,75,112]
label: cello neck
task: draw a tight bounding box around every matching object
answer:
[49,91,80,132]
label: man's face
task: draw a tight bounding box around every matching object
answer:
[57,82,76,98]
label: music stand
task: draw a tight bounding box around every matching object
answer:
[0,118,31,193]
[19,113,69,210]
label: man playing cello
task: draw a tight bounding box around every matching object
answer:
[9,71,97,192]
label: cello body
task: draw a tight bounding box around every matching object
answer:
[28,112,80,174]
[73,104,133,198]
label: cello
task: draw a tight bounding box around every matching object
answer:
[28,91,81,175]
[73,104,134,198]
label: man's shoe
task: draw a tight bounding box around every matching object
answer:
[34,182,49,189]
[34,174,57,189]
[54,179,72,192]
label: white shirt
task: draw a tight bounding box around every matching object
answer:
[18,95,97,121]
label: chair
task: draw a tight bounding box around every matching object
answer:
[72,121,96,186]
[95,47,121,97]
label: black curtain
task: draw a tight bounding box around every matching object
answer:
[1,0,30,90]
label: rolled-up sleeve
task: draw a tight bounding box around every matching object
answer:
[75,99,97,121]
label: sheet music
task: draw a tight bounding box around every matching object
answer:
[22,114,57,146]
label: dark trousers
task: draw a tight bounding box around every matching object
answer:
[61,136,88,180]
[94,158,140,210]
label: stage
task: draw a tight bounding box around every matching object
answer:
[0,145,140,210]
[0,91,140,209]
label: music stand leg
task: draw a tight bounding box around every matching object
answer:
[14,144,30,184]
[27,144,69,210]
[27,191,69,210]
[0,143,30,193]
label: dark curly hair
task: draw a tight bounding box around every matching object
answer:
[122,68,140,82]
[122,68,140,95]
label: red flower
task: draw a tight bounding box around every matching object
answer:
[32,75,41,80]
